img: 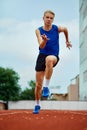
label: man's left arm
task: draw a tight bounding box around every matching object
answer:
[58,26,72,49]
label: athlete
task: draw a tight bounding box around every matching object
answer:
[33,10,72,114]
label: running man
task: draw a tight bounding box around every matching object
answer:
[33,10,72,114]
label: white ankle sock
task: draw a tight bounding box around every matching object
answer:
[36,100,40,106]
[44,79,50,87]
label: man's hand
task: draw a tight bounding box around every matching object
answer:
[39,34,50,48]
[41,34,50,42]
[66,41,72,50]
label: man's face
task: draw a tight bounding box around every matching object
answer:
[43,13,54,26]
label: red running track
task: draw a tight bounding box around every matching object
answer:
[0,110,87,130]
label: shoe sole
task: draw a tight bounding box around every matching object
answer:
[42,93,49,97]
[33,111,39,114]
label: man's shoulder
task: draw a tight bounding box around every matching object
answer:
[35,26,42,32]
[52,24,58,31]
[38,26,43,30]
[52,24,56,26]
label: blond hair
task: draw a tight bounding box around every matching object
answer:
[44,10,55,17]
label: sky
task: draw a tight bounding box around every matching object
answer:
[0,0,79,93]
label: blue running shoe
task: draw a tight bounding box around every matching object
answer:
[33,105,40,114]
[42,87,50,98]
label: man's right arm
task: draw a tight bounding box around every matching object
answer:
[35,29,48,49]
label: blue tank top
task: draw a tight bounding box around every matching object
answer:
[38,24,59,56]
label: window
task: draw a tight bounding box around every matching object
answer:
[83,70,87,82]
[83,5,87,19]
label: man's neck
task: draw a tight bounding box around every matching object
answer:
[43,25,52,31]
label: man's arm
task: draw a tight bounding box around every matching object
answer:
[58,26,72,49]
[35,29,49,49]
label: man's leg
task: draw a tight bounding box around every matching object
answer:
[42,55,58,97]
[33,71,45,114]
[45,55,57,79]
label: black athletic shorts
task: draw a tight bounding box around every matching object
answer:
[35,53,59,71]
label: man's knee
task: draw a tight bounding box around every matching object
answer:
[36,82,42,90]
[46,58,54,68]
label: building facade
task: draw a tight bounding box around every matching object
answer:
[79,0,87,100]
[68,75,79,101]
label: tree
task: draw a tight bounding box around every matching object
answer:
[0,67,21,101]
[28,80,35,100]
[20,80,35,100]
